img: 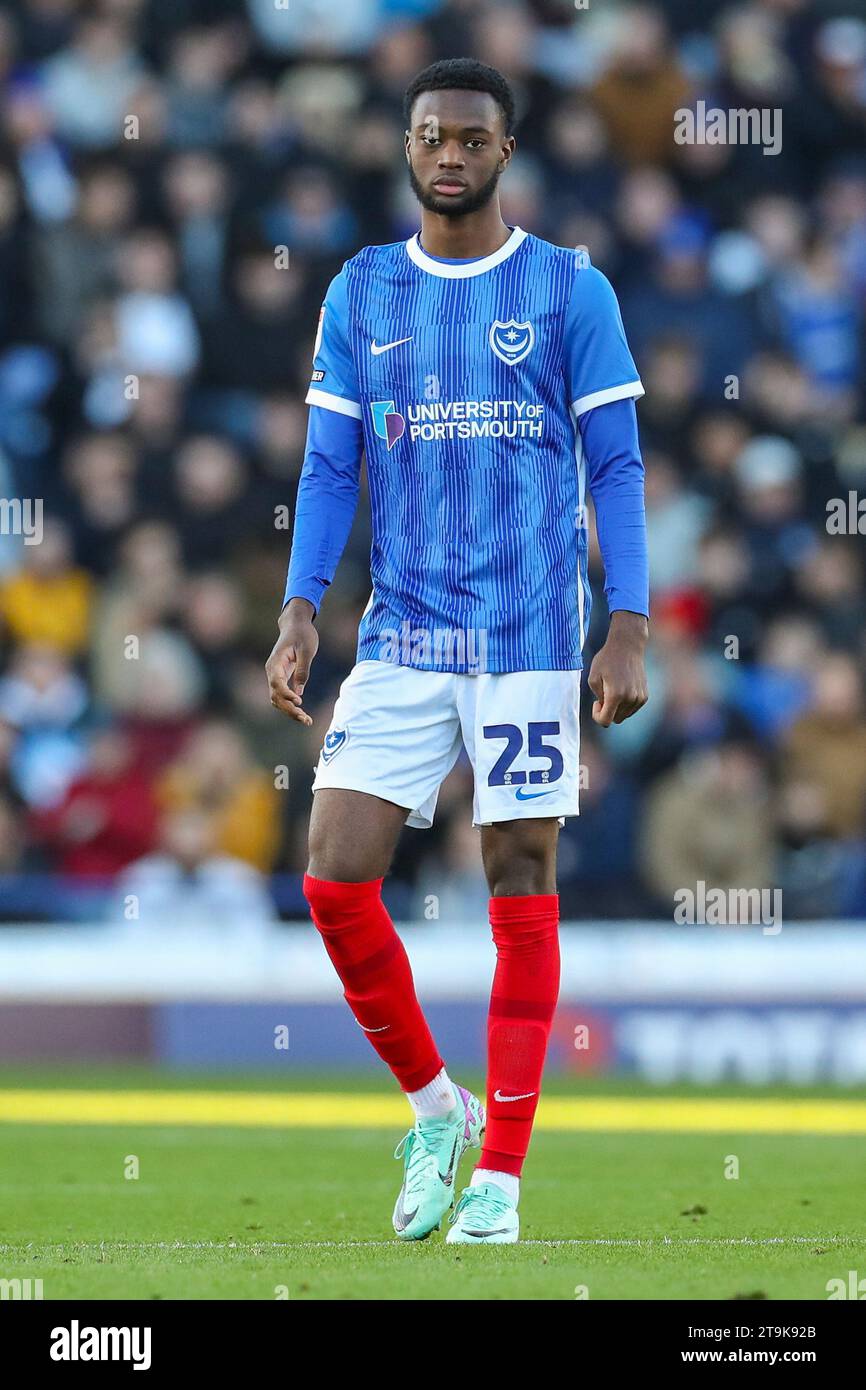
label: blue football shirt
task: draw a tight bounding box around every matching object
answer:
[298,226,644,673]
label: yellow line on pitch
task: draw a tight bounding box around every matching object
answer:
[1,1090,866,1134]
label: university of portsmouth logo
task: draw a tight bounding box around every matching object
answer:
[489,319,535,366]
[321,729,347,764]
[370,400,406,450]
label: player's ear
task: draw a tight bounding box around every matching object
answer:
[500,135,516,171]
[404,131,412,163]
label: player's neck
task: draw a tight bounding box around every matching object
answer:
[418,206,512,261]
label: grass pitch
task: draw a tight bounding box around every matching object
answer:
[0,1067,864,1300]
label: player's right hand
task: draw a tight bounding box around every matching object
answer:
[266,598,319,726]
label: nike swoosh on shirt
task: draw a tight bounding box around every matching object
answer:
[514,786,554,801]
[357,1022,390,1033]
[371,337,413,355]
[493,1089,536,1103]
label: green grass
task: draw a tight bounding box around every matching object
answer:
[0,1067,864,1300]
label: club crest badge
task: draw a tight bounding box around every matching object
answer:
[489,319,535,366]
[321,729,348,764]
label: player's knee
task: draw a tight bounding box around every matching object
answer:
[485,849,555,898]
[482,823,558,897]
[306,820,364,886]
[306,849,359,886]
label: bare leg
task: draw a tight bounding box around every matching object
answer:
[307,787,409,881]
[480,816,560,896]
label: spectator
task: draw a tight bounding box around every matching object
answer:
[28,724,159,877]
[156,718,282,871]
[116,806,277,928]
[40,13,146,150]
[590,6,691,168]
[31,162,136,345]
[782,654,866,839]
[640,739,775,907]
[0,517,92,654]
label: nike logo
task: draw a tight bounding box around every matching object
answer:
[371,336,413,356]
[515,786,554,801]
[357,1022,390,1033]
[438,1137,460,1187]
[493,1089,536,1103]
[394,1191,418,1230]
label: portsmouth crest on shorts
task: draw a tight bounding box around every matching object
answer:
[488,319,535,366]
[321,728,348,764]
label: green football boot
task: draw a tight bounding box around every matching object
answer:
[392,1085,485,1240]
[446,1181,520,1245]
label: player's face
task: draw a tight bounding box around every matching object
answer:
[405,89,514,218]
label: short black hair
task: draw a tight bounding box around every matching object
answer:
[404,59,516,137]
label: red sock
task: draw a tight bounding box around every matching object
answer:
[480,893,560,1177]
[303,874,444,1093]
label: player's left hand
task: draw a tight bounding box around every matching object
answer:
[587,611,649,727]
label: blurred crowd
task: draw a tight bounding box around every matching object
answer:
[0,0,865,924]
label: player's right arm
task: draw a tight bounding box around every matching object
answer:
[266,270,363,725]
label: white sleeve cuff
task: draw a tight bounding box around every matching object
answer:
[571,380,645,417]
[306,388,363,420]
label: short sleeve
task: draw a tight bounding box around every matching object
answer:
[305,268,362,420]
[565,265,644,418]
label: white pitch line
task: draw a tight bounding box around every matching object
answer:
[0,1236,851,1252]
[281,1236,851,1251]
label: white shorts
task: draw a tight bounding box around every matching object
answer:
[312,660,581,829]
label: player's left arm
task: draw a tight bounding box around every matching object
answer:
[565,264,649,727]
[581,398,649,727]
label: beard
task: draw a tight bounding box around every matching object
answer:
[408,162,502,218]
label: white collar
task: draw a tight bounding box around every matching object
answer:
[405,225,528,278]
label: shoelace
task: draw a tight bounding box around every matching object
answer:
[394,1121,451,1193]
[449,1185,512,1226]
